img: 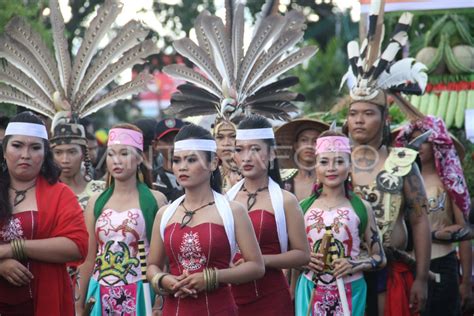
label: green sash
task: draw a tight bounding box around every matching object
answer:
[94,182,158,242]
[300,191,368,237]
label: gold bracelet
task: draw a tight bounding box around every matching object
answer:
[19,239,27,260]
[203,268,209,291]
[213,268,219,290]
[10,240,17,260]
[153,273,170,296]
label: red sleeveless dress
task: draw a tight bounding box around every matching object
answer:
[163,222,237,316]
[0,211,38,316]
[231,210,293,316]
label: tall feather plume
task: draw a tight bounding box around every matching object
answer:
[247,46,318,96]
[243,29,304,94]
[253,0,280,37]
[164,1,314,120]
[202,15,235,93]
[5,17,63,97]
[0,84,55,118]
[0,0,157,122]
[77,39,159,110]
[173,38,222,90]
[225,0,235,35]
[231,3,245,78]
[68,0,122,102]
[236,14,286,95]
[0,62,55,110]
[163,65,223,98]
[365,0,385,72]
[376,58,427,91]
[0,35,56,98]
[80,72,152,118]
[194,10,214,60]
[78,20,149,94]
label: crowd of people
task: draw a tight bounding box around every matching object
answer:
[0,0,473,316]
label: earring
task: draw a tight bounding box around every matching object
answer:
[138,167,145,183]
[1,160,7,172]
[41,163,46,174]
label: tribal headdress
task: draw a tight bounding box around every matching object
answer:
[163,0,317,122]
[0,0,157,181]
[340,1,428,120]
[0,0,157,126]
[394,115,470,217]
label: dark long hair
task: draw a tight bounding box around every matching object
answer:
[174,124,222,193]
[107,123,152,188]
[237,115,282,187]
[0,111,61,222]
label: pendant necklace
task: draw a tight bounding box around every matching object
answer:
[241,185,268,210]
[10,182,37,207]
[180,200,215,228]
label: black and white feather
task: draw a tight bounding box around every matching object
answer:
[163,0,317,121]
[0,0,157,125]
[340,8,427,101]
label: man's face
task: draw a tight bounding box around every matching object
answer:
[347,102,383,145]
[155,132,178,161]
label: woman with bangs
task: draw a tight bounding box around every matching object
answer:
[77,124,167,315]
[226,115,310,316]
[147,123,264,315]
[0,111,88,315]
[295,131,385,316]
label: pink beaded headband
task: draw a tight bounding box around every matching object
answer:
[315,136,351,154]
[107,128,143,151]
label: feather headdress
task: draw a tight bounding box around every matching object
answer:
[0,0,158,129]
[163,0,318,121]
[340,0,427,119]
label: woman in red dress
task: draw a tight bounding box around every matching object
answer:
[0,112,88,316]
[147,124,265,315]
[227,115,310,316]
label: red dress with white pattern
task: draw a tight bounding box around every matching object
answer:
[0,211,38,315]
[231,210,293,316]
[163,222,237,316]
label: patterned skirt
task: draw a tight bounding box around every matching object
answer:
[86,278,154,316]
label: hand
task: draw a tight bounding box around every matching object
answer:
[332,258,353,279]
[305,253,324,273]
[460,281,473,311]
[173,271,207,295]
[409,278,427,313]
[0,259,33,286]
[161,272,196,298]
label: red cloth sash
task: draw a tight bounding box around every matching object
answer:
[385,261,419,316]
[30,176,88,316]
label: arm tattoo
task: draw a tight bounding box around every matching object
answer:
[404,165,429,217]
[348,226,385,272]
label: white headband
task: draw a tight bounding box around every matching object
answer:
[174,139,217,152]
[5,122,48,140]
[236,128,275,140]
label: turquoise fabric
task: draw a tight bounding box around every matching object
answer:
[295,275,367,316]
[86,278,154,315]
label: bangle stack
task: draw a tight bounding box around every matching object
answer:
[203,267,219,292]
[11,238,27,261]
[152,273,170,295]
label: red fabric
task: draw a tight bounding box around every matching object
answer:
[385,261,418,316]
[163,223,237,315]
[231,210,293,316]
[0,211,37,313]
[30,176,88,316]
